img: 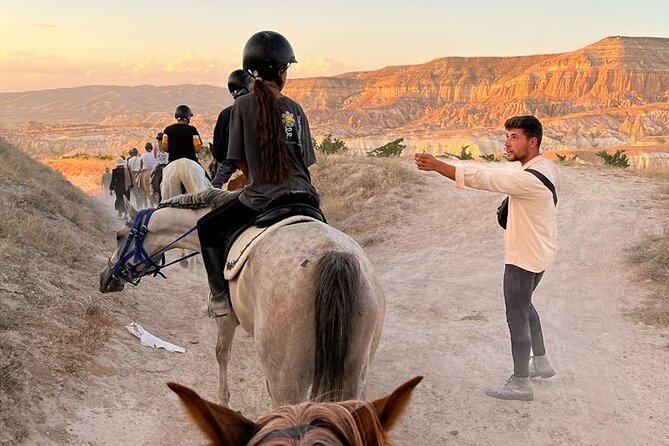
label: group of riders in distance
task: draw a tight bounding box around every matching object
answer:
[99,29,561,443]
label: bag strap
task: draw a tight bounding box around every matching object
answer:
[525,169,558,206]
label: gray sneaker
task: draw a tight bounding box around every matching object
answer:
[529,355,556,378]
[486,375,534,401]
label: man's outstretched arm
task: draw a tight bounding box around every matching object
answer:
[415,153,455,181]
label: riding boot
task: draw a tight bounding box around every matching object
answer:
[200,247,231,317]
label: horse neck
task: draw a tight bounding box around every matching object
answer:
[146,207,207,252]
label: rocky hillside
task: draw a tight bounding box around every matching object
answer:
[1,36,668,159]
[285,36,669,135]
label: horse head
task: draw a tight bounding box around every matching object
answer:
[99,198,138,292]
[167,376,422,445]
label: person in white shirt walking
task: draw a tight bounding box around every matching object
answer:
[135,143,159,207]
[126,147,143,207]
[414,115,559,401]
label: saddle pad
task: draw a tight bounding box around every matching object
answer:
[224,215,320,280]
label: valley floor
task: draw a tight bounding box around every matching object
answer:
[28,165,669,445]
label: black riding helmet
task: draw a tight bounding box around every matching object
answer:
[242,31,297,84]
[227,69,252,99]
[175,104,193,120]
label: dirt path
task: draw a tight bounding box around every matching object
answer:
[43,165,668,445]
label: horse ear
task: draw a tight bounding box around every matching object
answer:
[352,376,423,438]
[167,382,256,446]
[124,196,137,220]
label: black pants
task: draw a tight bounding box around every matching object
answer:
[503,264,547,378]
[211,160,238,188]
[197,196,261,255]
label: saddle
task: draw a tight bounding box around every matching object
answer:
[223,192,326,280]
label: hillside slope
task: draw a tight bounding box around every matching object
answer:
[0,137,116,445]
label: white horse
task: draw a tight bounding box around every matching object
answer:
[159,157,212,267]
[99,190,386,407]
[160,158,213,201]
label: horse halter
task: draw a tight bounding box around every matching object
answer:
[110,208,198,285]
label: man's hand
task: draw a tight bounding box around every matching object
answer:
[414,152,456,180]
[414,153,438,171]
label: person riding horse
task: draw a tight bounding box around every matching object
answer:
[197,30,322,317]
[211,69,253,188]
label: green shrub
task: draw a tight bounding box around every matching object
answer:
[366,138,406,157]
[316,134,348,154]
[457,145,474,160]
[479,153,499,162]
[556,153,577,163]
[596,149,629,168]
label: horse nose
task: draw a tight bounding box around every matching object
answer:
[99,265,123,293]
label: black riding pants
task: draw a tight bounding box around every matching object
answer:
[197,196,261,254]
[503,264,547,378]
[211,160,238,188]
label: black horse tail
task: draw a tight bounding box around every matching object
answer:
[311,250,359,402]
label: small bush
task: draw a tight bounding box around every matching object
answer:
[479,153,499,162]
[456,145,474,160]
[596,149,629,168]
[315,134,348,154]
[367,138,406,157]
[556,153,578,163]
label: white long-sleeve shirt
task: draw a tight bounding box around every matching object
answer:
[455,155,560,273]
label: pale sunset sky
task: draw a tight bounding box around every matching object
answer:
[1,0,667,92]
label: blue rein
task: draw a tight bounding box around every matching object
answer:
[111,208,199,285]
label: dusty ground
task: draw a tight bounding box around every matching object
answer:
[29,164,669,445]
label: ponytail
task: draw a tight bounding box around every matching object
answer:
[253,79,291,185]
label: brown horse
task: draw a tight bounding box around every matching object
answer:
[168,376,422,445]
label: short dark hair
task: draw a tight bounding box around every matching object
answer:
[504,115,543,147]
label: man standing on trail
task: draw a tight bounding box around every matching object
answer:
[211,69,253,188]
[415,115,559,402]
[158,105,203,163]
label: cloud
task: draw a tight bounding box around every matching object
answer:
[0,51,363,92]
[0,51,237,92]
[290,57,362,78]
[31,23,58,29]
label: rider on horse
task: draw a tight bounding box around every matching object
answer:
[158,105,203,163]
[211,69,253,188]
[197,30,322,317]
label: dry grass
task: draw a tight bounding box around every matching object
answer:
[627,172,669,328]
[44,157,114,196]
[311,154,425,246]
[627,233,669,327]
[0,137,116,443]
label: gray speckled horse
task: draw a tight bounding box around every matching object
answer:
[99,190,385,407]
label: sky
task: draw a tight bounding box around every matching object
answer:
[1,0,667,92]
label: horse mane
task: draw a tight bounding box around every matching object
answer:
[157,189,237,210]
[248,400,388,446]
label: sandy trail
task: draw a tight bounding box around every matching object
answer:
[42,165,668,445]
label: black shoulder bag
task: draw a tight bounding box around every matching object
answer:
[496,169,558,230]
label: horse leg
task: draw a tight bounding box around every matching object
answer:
[256,333,313,406]
[215,314,239,405]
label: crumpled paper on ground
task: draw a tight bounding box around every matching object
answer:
[125,322,185,353]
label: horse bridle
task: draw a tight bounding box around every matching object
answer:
[110,208,198,285]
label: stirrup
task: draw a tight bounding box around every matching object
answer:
[207,292,231,318]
